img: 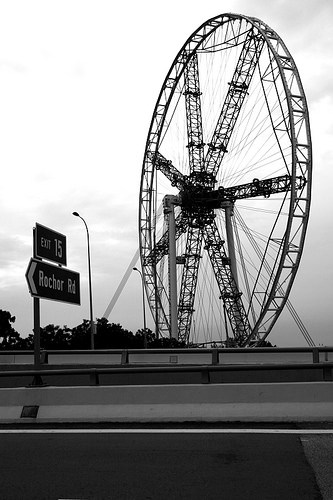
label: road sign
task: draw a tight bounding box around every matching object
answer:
[34,223,67,265]
[26,258,80,305]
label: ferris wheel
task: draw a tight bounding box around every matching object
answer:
[139,13,312,347]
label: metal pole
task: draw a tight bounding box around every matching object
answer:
[225,202,239,288]
[33,297,41,371]
[133,267,147,348]
[224,202,242,338]
[29,297,46,386]
[73,212,95,349]
[164,196,178,340]
[223,303,230,348]
[30,227,44,385]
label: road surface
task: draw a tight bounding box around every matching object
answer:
[0,427,332,499]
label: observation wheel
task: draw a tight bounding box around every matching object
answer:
[139,14,312,347]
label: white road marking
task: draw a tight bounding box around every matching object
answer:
[0,428,333,434]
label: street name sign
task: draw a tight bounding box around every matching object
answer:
[26,258,80,305]
[35,223,67,266]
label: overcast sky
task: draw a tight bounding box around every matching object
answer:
[0,0,332,347]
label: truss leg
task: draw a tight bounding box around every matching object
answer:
[224,202,239,288]
[224,202,245,338]
[178,226,203,344]
[164,195,179,339]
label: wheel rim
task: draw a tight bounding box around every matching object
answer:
[139,14,312,346]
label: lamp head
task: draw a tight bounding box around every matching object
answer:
[72,211,80,217]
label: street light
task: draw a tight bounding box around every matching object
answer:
[73,211,95,350]
[133,267,147,348]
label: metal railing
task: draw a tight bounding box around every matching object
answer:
[1,347,333,387]
[0,361,332,387]
[1,346,333,365]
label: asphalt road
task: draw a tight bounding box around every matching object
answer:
[0,429,330,500]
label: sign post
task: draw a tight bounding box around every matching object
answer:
[32,297,44,386]
[26,223,80,386]
[32,227,43,386]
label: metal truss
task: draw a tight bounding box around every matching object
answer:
[139,13,312,347]
[205,28,265,177]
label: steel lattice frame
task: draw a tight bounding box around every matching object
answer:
[139,14,312,346]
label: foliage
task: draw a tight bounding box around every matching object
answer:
[0,310,187,350]
[255,339,276,348]
[0,308,268,350]
[40,324,72,350]
[70,319,92,349]
[0,309,21,349]
[150,336,186,348]
[95,319,138,349]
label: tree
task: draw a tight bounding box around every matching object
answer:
[0,310,21,349]
[40,324,72,350]
[256,339,276,348]
[134,328,155,348]
[150,336,186,348]
[70,319,91,349]
[20,333,34,350]
[0,311,189,350]
[94,319,136,349]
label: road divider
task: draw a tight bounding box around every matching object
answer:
[0,382,333,423]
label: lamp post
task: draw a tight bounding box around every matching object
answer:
[133,267,147,348]
[73,211,95,350]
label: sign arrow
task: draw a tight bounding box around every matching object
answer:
[26,260,37,295]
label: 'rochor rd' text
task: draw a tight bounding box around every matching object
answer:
[38,270,76,293]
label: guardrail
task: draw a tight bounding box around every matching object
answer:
[0,362,332,387]
[1,346,333,365]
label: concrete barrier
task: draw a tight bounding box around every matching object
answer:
[0,354,34,364]
[0,382,332,423]
[127,352,213,365]
[47,353,122,365]
[219,351,315,364]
